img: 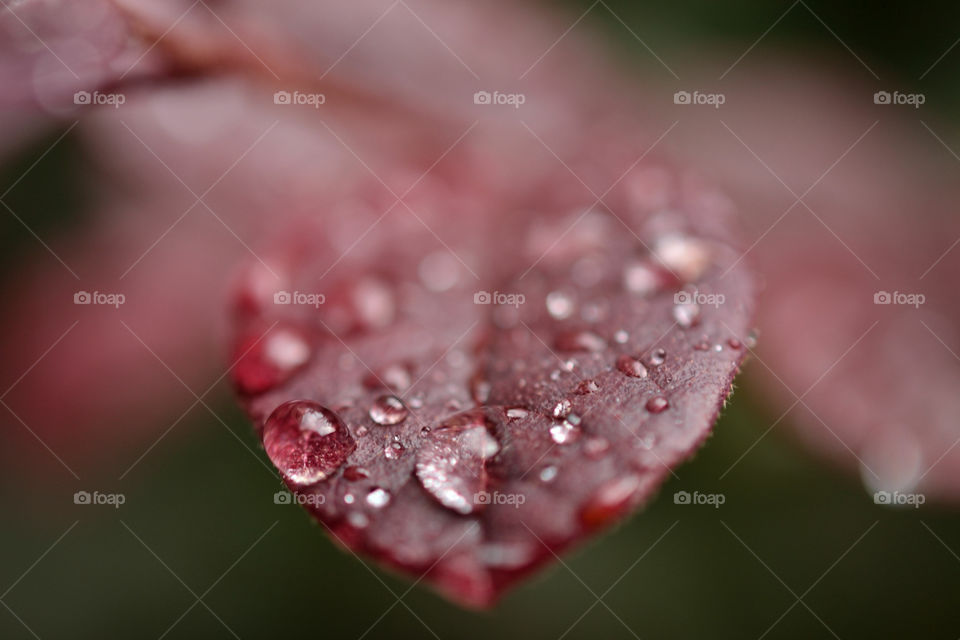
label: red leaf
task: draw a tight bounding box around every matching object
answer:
[230,151,756,606]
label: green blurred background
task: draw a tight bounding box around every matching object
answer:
[2,1,959,638]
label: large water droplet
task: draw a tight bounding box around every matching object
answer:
[616,355,648,378]
[369,395,408,425]
[262,401,355,486]
[415,410,500,515]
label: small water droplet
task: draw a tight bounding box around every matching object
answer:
[347,512,369,528]
[654,234,710,282]
[745,329,758,348]
[580,474,642,528]
[645,396,670,413]
[613,329,629,344]
[262,401,355,487]
[672,302,700,328]
[648,348,666,366]
[344,493,355,504]
[363,364,412,392]
[355,425,368,437]
[693,339,710,351]
[616,355,648,378]
[727,338,742,350]
[366,487,391,508]
[552,399,572,419]
[575,380,600,395]
[418,251,460,292]
[343,465,369,481]
[555,330,606,352]
[539,465,558,482]
[546,291,575,320]
[506,407,529,420]
[232,327,311,395]
[369,395,408,425]
[623,260,662,295]
[470,372,492,404]
[550,419,581,444]
[584,437,609,458]
[384,441,405,459]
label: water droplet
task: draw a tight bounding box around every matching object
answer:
[623,260,662,295]
[693,339,710,351]
[645,396,670,413]
[575,380,600,395]
[648,348,666,366]
[232,327,311,395]
[363,364,412,392]
[506,407,529,420]
[672,302,700,328]
[654,234,710,282]
[613,329,629,344]
[539,465,558,482]
[546,291,575,320]
[418,251,460,292]
[415,410,499,515]
[262,401,355,487]
[366,487,391,508]
[555,330,606,352]
[745,329,758,348]
[369,395,408,425]
[470,372,492,404]
[580,474,642,529]
[616,355,648,378]
[384,441,405,459]
[584,437,610,458]
[355,425,368,437]
[344,493,355,504]
[347,512,369,528]
[550,419,581,444]
[727,338,742,350]
[353,277,395,329]
[552,399,572,419]
[343,465,369,481]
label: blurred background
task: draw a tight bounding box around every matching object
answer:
[2,1,959,638]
